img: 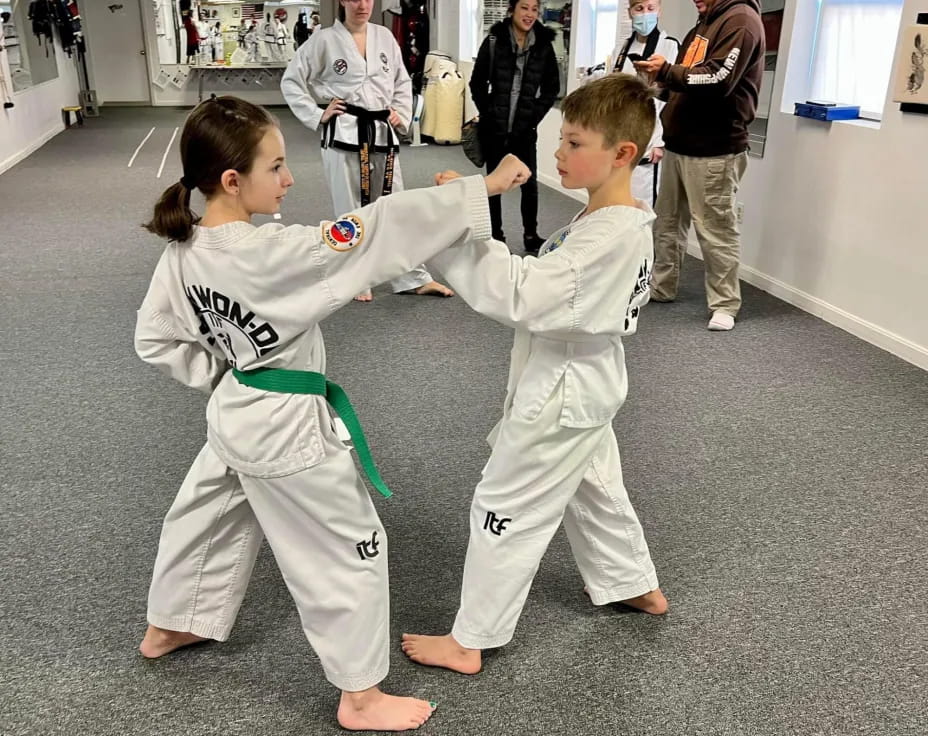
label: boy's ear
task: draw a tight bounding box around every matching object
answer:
[220,169,240,195]
[614,142,639,169]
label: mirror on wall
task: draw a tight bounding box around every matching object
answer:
[749,0,784,157]
[153,0,320,67]
[1,1,60,92]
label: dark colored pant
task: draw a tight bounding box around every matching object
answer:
[483,132,539,239]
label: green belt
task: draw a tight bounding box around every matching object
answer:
[231,367,392,499]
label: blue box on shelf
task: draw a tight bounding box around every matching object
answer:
[794,101,860,121]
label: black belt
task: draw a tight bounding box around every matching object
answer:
[320,103,397,206]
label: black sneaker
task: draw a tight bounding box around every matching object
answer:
[523,233,545,256]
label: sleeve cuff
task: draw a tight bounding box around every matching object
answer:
[461,175,493,243]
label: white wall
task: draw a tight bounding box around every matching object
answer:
[433,0,460,57]
[730,0,928,369]
[659,0,697,40]
[0,34,81,174]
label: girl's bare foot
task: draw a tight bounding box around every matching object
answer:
[139,625,208,658]
[583,586,669,615]
[354,290,374,302]
[412,281,454,297]
[337,687,435,732]
[401,633,481,675]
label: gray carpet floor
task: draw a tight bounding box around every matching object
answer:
[1,107,926,736]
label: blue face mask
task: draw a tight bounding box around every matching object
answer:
[632,12,659,36]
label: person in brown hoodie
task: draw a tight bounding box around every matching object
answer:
[634,0,764,331]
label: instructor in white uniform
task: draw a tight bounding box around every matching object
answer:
[609,0,679,205]
[281,0,453,301]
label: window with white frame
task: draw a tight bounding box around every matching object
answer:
[809,0,905,118]
[593,0,620,65]
[461,0,482,59]
[572,0,622,68]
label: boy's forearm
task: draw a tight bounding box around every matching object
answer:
[430,241,577,334]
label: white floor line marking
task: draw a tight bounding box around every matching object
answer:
[156,127,179,179]
[128,127,155,168]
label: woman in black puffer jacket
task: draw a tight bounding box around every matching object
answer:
[470,0,560,255]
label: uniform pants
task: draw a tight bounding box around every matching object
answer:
[650,150,748,316]
[322,145,432,293]
[483,132,539,240]
[146,425,390,692]
[451,387,659,649]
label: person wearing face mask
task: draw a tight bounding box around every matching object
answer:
[633,0,764,332]
[608,0,679,206]
[470,0,560,255]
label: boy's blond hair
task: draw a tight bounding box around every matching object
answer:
[561,74,655,162]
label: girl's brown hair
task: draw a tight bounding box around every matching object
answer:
[144,96,277,243]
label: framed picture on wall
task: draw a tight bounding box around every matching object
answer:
[152,68,171,90]
[891,25,928,105]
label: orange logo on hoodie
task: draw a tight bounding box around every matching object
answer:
[682,35,709,67]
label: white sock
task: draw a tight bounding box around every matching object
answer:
[708,311,735,331]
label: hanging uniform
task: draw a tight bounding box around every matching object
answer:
[428,203,660,649]
[281,20,436,294]
[609,29,679,205]
[135,176,491,692]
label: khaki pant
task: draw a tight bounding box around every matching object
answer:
[650,150,748,316]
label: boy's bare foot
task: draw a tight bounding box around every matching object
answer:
[583,586,669,615]
[139,624,208,658]
[337,687,435,732]
[620,588,669,615]
[354,290,374,302]
[401,633,481,675]
[410,281,454,297]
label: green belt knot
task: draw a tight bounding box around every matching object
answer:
[231,367,392,498]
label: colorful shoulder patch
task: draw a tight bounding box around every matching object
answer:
[542,229,569,256]
[323,215,365,252]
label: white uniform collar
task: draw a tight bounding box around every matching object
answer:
[192,221,256,248]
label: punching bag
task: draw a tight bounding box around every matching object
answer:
[399,0,428,94]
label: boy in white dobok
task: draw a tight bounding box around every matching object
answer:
[403,74,668,675]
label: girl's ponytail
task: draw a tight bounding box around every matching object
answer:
[143,96,275,244]
[144,179,199,243]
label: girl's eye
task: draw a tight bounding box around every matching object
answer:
[569,142,579,149]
